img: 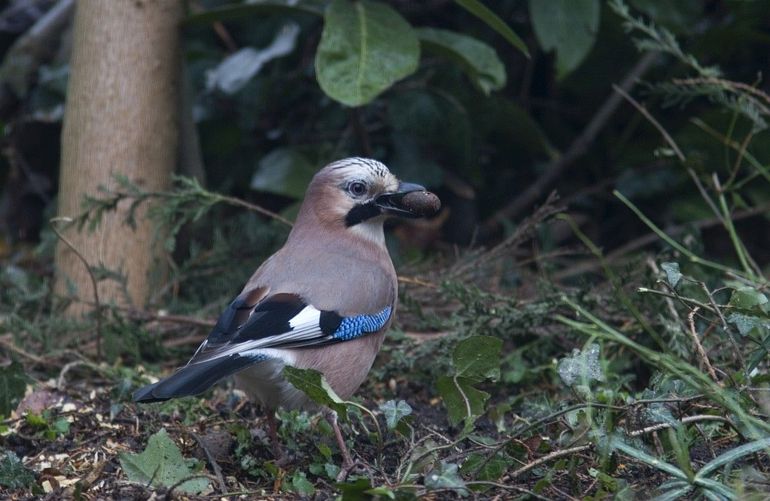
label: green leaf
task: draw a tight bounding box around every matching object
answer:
[282,366,348,416]
[337,477,372,499]
[728,286,768,311]
[437,375,490,428]
[454,0,529,57]
[250,148,317,199]
[425,461,468,496]
[557,343,605,387]
[315,0,419,106]
[529,0,600,79]
[660,262,682,288]
[287,471,315,495]
[453,336,502,382]
[378,399,412,430]
[727,313,767,336]
[0,450,36,489]
[417,27,506,94]
[460,452,509,481]
[0,360,28,417]
[118,429,209,494]
[437,336,502,429]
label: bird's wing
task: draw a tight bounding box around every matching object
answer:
[133,288,391,402]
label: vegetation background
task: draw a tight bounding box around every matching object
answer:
[1,0,770,499]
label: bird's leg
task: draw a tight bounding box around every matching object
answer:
[326,412,355,481]
[265,411,289,466]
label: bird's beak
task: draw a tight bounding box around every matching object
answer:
[374,181,427,218]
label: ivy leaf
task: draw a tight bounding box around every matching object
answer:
[437,336,501,430]
[417,27,506,94]
[728,286,768,312]
[118,429,209,494]
[453,336,502,382]
[250,148,317,199]
[287,471,315,495]
[660,262,682,288]
[557,344,605,387]
[0,360,28,417]
[315,0,419,106]
[379,399,412,430]
[460,452,510,482]
[437,376,490,429]
[529,0,600,79]
[727,313,768,336]
[425,461,468,496]
[282,366,348,417]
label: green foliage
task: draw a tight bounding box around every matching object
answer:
[379,399,412,430]
[250,148,317,199]
[454,0,529,57]
[436,335,501,431]
[315,0,419,106]
[282,366,348,417]
[529,0,600,79]
[24,411,70,441]
[0,450,36,490]
[118,429,209,494]
[417,28,505,95]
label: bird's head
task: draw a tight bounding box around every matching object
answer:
[297,158,439,242]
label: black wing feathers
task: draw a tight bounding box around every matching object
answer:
[133,354,256,402]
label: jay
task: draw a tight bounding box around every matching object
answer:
[134,158,439,475]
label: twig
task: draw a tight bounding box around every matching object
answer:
[0,335,47,365]
[628,414,736,437]
[190,432,226,494]
[214,193,293,227]
[480,51,658,236]
[507,444,592,479]
[686,307,719,383]
[50,217,103,360]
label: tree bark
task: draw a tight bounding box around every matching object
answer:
[54,0,183,315]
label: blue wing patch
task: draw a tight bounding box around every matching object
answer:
[332,306,392,341]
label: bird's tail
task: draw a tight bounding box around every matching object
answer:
[133,354,258,403]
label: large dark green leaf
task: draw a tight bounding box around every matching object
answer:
[529,0,600,79]
[418,28,506,94]
[454,0,529,57]
[315,0,419,106]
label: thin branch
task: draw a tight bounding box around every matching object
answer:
[686,307,719,383]
[480,51,658,237]
[50,217,103,360]
[507,444,592,479]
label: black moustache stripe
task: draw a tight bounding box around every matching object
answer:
[345,202,382,227]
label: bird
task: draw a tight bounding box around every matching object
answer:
[133,157,439,477]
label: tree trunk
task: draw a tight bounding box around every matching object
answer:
[54,0,183,315]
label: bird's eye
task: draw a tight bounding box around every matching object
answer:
[348,181,367,197]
